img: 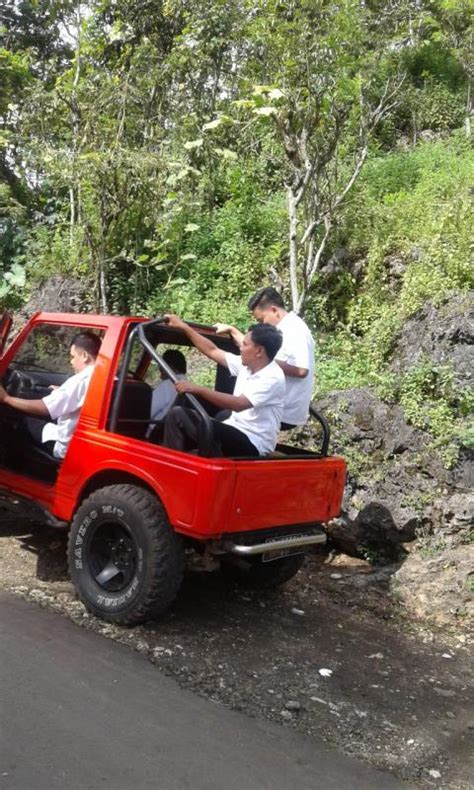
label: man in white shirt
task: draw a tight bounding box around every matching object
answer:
[162,315,285,457]
[215,287,315,428]
[0,331,101,459]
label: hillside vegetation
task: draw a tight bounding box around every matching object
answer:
[1,2,473,458]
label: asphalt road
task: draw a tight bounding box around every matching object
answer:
[0,592,407,790]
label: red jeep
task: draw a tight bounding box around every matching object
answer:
[0,312,346,625]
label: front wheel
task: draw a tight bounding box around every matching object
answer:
[68,484,184,625]
[221,552,306,589]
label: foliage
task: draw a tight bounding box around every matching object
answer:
[1,0,472,464]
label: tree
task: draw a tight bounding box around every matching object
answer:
[210,0,408,313]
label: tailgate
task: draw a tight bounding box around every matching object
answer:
[226,456,346,533]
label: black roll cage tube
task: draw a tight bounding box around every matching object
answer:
[109,317,214,457]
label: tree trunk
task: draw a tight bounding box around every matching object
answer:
[287,185,300,312]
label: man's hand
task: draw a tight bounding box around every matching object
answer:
[164,315,226,367]
[175,380,199,394]
[165,314,187,330]
[213,323,244,348]
[174,379,251,413]
[213,323,233,335]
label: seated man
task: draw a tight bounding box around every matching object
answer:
[162,314,285,457]
[147,349,187,439]
[0,331,101,459]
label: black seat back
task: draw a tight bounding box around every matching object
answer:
[108,379,152,440]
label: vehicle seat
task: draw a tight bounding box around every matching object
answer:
[109,379,153,440]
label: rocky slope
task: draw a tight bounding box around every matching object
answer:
[304,294,473,628]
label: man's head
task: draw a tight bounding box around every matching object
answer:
[70,331,101,374]
[162,349,187,379]
[241,323,283,371]
[247,287,287,326]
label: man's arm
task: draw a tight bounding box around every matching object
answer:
[175,381,251,413]
[276,360,309,378]
[213,323,244,349]
[0,385,49,417]
[165,315,226,366]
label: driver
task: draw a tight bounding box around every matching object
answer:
[0,331,101,459]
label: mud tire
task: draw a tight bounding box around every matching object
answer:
[68,484,184,625]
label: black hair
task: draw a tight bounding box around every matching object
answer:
[72,331,101,359]
[163,348,187,374]
[248,323,283,361]
[248,287,285,312]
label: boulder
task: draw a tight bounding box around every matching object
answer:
[392,544,474,625]
[390,292,473,390]
[13,276,91,333]
[309,388,440,560]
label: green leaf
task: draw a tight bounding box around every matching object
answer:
[184,223,200,232]
[4,264,25,287]
[253,106,277,117]
[215,147,238,160]
[203,118,223,131]
[184,139,203,150]
[252,85,272,96]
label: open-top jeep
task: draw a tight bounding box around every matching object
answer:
[0,311,346,625]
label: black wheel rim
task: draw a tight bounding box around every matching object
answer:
[88,521,138,592]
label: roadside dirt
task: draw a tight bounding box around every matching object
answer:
[0,510,472,790]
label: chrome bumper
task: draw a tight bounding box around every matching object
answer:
[222,530,326,556]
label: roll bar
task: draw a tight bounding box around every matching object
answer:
[110,316,214,456]
[309,404,330,457]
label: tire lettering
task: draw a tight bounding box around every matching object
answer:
[101,505,124,518]
[96,577,139,608]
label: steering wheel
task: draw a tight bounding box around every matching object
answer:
[2,368,35,397]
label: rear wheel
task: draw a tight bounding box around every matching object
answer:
[68,484,184,625]
[221,552,306,589]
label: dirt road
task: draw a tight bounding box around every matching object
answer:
[0,510,472,789]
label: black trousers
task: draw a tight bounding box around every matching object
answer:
[163,406,259,458]
[24,416,56,456]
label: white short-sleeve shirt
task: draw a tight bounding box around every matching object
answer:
[275,311,315,425]
[41,365,94,459]
[223,353,285,455]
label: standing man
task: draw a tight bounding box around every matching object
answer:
[0,331,101,459]
[215,287,315,429]
[162,314,285,457]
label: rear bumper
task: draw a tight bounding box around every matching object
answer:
[216,526,327,556]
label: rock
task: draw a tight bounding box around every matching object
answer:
[390,293,473,390]
[13,275,92,334]
[285,700,301,711]
[303,295,473,627]
[392,544,474,626]
[315,387,435,559]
